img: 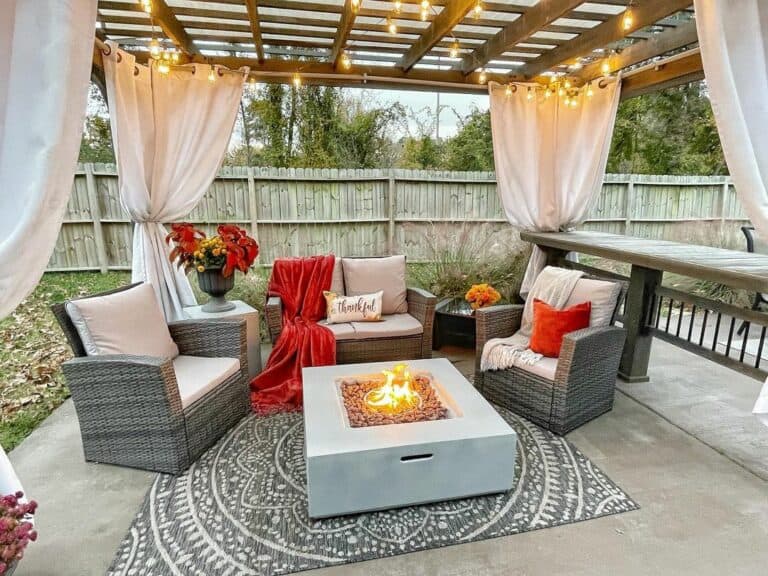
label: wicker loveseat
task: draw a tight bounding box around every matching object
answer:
[52,283,250,474]
[474,274,626,435]
[266,256,437,364]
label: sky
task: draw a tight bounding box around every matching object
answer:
[340,87,489,139]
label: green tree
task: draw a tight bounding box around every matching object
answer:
[79,83,114,163]
[398,135,443,169]
[442,109,494,171]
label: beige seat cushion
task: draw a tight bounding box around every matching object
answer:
[350,313,423,339]
[565,277,621,328]
[330,258,345,295]
[512,356,559,381]
[173,355,240,409]
[342,255,408,315]
[65,283,179,359]
[319,321,357,341]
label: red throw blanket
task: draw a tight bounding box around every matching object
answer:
[250,255,336,414]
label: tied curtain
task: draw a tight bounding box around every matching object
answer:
[103,44,247,320]
[251,256,337,414]
[694,0,768,426]
[0,0,97,491]
[488,79,621,296]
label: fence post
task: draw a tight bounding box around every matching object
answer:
[85,163,108,273]
[624,175,635,235]
[247,167,260,262]
[387,171,397,254]
[719,178,729,240]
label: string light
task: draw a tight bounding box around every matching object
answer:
[387,17,397,35]
[149,38,161,58]
[526,86,534,102]
[622,3,634,31]
[171,52,180,64]
[139,0,152,14]
[564,79,572,89]
[505,84,513,97]
[394,0,402,13]
[341,51,351,69]
[545,87,552,99]
[558,85,565,97]
[208,66,216,82]
[351,0,360,11]
[570,93,579,108]
[449,40,460,59]
[478,68,487,83]
[292,72,302,88]
[157,60,170,75]
[420,0,430,20]
[564,95,571,107]
[473,1,483,18]
[601,58,611,76]
[586,82,594,98]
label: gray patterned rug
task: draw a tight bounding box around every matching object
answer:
[108,407,638,575]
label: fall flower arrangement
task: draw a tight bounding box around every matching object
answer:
[166,223,259,276]
[0,491,37,575]
[465,283,501,310]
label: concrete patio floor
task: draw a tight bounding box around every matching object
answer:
[9,340,768,576]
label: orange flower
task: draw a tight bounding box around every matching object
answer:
[465,283,501,310]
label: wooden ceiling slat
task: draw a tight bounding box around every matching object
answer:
[153,0,197,55]
[245,0,266,63]
[620,49,703,99]
[521,0,693,77]
[400,0,477,72]
[330,0,358,68]
[459,0,584,74]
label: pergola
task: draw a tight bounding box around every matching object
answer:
[92,0,701,97]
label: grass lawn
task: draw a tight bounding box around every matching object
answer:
[0,269,270,453]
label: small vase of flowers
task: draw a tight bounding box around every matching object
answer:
[0,491,37,575]
[167,223,259,313]
[464,283,501,311]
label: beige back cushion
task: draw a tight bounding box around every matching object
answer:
[65,283,179,359]
[342,255,408,315]
[565,277,621,328]
[330,258,345,295]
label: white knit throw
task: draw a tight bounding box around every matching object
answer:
[481,266,583,371]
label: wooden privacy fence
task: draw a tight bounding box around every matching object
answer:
[49,165,749,272]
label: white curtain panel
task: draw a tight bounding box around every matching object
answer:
[694,0,768,426]
[488,79,621,295]
[0,0,97,320]
[103,44,247,320]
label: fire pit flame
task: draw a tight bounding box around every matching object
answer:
[364,363,421,414]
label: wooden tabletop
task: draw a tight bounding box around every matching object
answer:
[520,230,768,293]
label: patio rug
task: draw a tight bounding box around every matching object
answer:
[108,406,638,575]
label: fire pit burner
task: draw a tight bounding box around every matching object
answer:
[340,364,448,428]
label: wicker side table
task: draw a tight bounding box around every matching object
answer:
[433,298,476,349]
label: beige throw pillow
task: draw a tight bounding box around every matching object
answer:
[342,255,408,315]
[565,278,622,327]
[65,283,180,359]
[324,291,383,324]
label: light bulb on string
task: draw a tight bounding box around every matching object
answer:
[139,0,152,14]
[421,7,429,21]
[570,93,579,108]
[394,0,402,13]
[526,87,534,102]
[292,72,302,88]
[473,1,483,18]
[586,82,594,98]
[622,6,633,31]
[157,60,170,75]
[208,67,216,82]
[564,79,571,89]
[421,0,430,10]
[545,87,552,99]
[387,17,397,35]
[351,0,360,12]
[171,51,180,64]
[564,95,571,107]
[504,83,513,97]
[478,68,487,83]
[341,51,351,69]
[449,40,459,59]
[149,38,161,58]
[558,86,565,97]
[601,58,611,76]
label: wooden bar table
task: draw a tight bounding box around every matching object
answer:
[520,231,768,382]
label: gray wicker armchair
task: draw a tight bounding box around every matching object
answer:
[474,277,626,435]
[52,284,250,474]
[266,287,437,363]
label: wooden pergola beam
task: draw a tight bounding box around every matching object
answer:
[620,48,703,100]
[152,0,196,55]
[244,0,265,63]
[579,20,698,82]
[521,0,693,78]
[329,0,357,69]
[400,0,477,72]
[459,0,584,74]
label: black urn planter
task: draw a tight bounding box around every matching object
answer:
[197,268,236,313]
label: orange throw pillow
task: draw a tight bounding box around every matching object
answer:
[529,299,592,358]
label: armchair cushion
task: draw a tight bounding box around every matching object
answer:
[350,313,423,339]
[330,258,345,295]
[342,255,407,314]
[513,356,558,381]
[319,321,357,341]
[65,283,179,359]
[565,277,621,327]
[173,355,240,409]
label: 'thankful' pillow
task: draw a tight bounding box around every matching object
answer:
[529,298,591,358]
[323,291,383,323]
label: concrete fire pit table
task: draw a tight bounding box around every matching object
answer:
[302,358,517,518]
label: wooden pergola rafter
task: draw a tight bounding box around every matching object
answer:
[93,0,700,96]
